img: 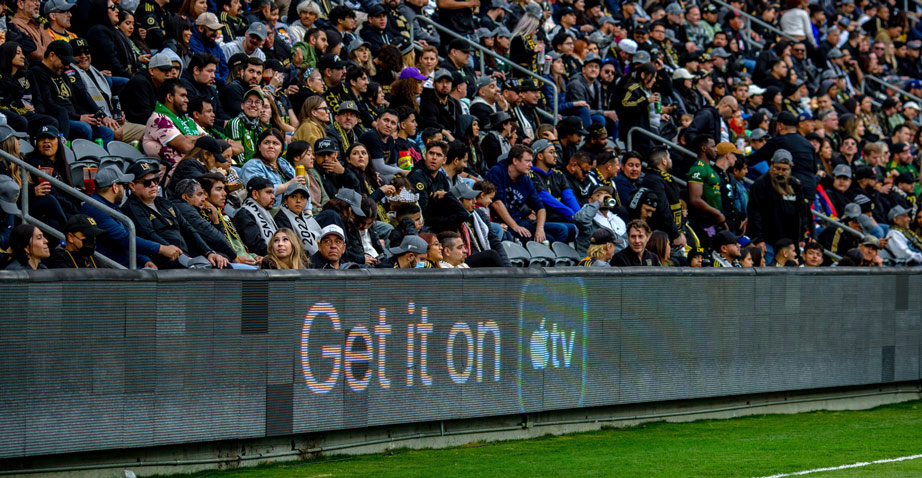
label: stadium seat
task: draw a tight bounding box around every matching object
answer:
[552,242,582,266]
[526,241,556,267]
[501,241,530,267]
[107,141,145,161]
[63,145,76,164]
[71,138,109,161]
[98,156,132,172]
[19,139,33,156]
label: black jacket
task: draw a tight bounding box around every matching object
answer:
[172,200,236,259]
[220,78,248,118]
[747,173,810,246]
[746,132,819,202]
[29,62,102,123]
[181,69,228,124]
[640,168,682,240]
[419,89,461,133]
[122,194,214,258]
[231,206,273,257]
[121,69,157,124]
[407,164,452,213]
[610,248,661,266]
[86,24,136,78]
[616,81,655,153]
[684,107,722,147]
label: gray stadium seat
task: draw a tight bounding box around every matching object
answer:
[501,240,530,267]
[63,145,76,164]
[526,241,556,267]
[99,156,133,172]
[552,242,582,266]
[107,141,145,161]
[71,138,108,161]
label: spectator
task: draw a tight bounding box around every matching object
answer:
[614,151,643,206]
[818,202,863,259]
[578,227,616,266]
[529,139,580,227]
[359,108,403,183]
[355,197,385,265]
[221,21,268,61]
[747,149,810,262]
[122,161,229,268]
[196,172,258,264]
[437,231,468,268]
[225,88,266,164]
[0,42,58,136]
[221,56,263,118]
[610,219,660,266]
[388,234,431,268]
[481,111,516,168]
[746,111,819,202]
[768,238,798,266]
[170,136,230,187]
[172,178,240,263]
[273,184,321,255]
[312,137,343,197]
[441,182,509,267]
[641,146,684,246]
[417,232,443,268]
[310,224,354,269]
[686,135,724,241]
[685,95,738,147]
[883,205,922,265]
[239,128,303,202]
[143,79,204,164]
[190,13,229,85]
[86,5,141,79]
[646,230,675,266]
[24,125,76,229]
[326,101,361,158]
[10,0,53,62]
[260,228,309,269]
[586,151,620,198]
[286,140,328,211]
[120,52,177,125]
[46,214,107,269]
[711,230,742,267]
[181,54,229,126]
[802,242,825,267]
[573,185,628,254]
[316,189,369,265]
[233,176,278,256]
[69,38,140,143]
[420,69,462,135]
[5,224,50,270]
[293,95,330,146]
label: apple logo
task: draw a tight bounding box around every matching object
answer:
[530,318,549,370]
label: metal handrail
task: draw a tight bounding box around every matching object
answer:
[811,209,864,238]
[0,149,137,269]
[411,16,559,123]
[861,74,922,106]
[711,0,797,47]
[625,127,689,186]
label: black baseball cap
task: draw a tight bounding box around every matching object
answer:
[126,160,159,180]
[590,227,616,245]
[195,136,228,162]
[246,176,275,193]
[317,54,346,71]
[47,40,77,64]
[64,214,105,237]
[448,39,472,53]
[558,116,589,135]
[777,111,798,127]
[711,230,740,249]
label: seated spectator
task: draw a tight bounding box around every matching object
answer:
[573,186,628,255]
[359,108,403,183]
[221,55,263,118]
[408,140,451,212]
[232,176,278,257]
[46,214,107,269]
[82,166,182,268]
[418,232,443,268]
[286,140,328,210]
[610,219,660,266]
[387,202,422,249]
[338,143,397,201]
[737,246,755,267]
[260,228,309,269]
[189,13,229,86]
[5,224,50,270]
[768,238,798,266]
[388,234,431,268]
[70,38,140,143]
[273,184,321,256]
[747,150,809,262]
[122,161,229,268]
[0,174,21,252]
[711,230,742,267]
[221,21,268,61]
[293,95,330,146]
[443,182,509,267]
[883,205,922,265]
[578,228,616,267]
[316,189,370,265]
[120,52,178,126]
[646,230,675,266]
[143,78,204,164]
[172,178,240,263]
[10,0,52,62]
[170,136,231,190]
[196,172,258,264]
[24,125,75,230]
[310,224,355,269]
[0,42,58,136]
[857,235,883,267]
[86,4,141,79]
[225,88,266,164]
[802,242,825,267]
[687,246,707,267]
[239,128,303,203]
[818,202,863,260]
[437,231,469,268]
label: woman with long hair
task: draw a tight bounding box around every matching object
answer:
[338,143,397,202]
[510,10,541,77]
[371,45,404,94]
[178,0,208,20]
[170,137,230,190]
[543,54,592,131]
[841,114,866,146]
[260,228,309,269]
[24,128,75,228]
[293,96,329,146]
[86,2,142,78]
[348,41,377,77]
[365,82,388,113]
[645,230,674,266]
[388,76,423,112]
[6,224,50,270]
[418,232,442,268]
[163,15,194,65]
[239,129,305,202]
[286,140,328,210]
[857,94,883,141]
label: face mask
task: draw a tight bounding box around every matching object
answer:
[414,261,426,268]
[78,236,97,257]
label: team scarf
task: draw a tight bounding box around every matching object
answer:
[241,197,277,247]
[892,225,922,252]
[153,102,199,136]
[278,204,321,255]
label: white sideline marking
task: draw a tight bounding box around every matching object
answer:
[754,453,922,478]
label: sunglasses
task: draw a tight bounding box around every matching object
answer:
[108,4,118,10]
[136,178,158,187]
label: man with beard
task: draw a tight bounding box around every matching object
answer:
[81,166,182,269]
[578,123,610,162]
[511,80,546,143]
[747,149,810,262]
[326,101,361,158]
[710,229,741,267]
[182,54,229,126]
[567,54,615,135]
[745,111,819,203]
[470,77,500,128]
[221,55,264,117]
[190,13,230,86]
[529,139,580,228]
[687,135,724,242]
[563,152,595,205]
[359,109,403,183]
[420,69,462,134]
[46,214,108,269]
[142,79,203,165]
[640,146,684,246]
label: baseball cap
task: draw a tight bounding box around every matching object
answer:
[195,12,223,30]
[665,2,683,14]
[36,125,61,140]
[710,47,731,58]
[716,142,743,155]
[904,101,921,111]
[246,176,275,194]
[0,176,20,215]
[389,234,430,256]
[366,4,387,16]
[399,67,429,81]
[433,69,452,82]
[525,2,542,17]
[583,53,603,65]
[633,50,651,64]
[317,54,346,71]
[0,125,27,144]
[71,38,91,55]
[475,76,496,91]
[590,227,616,245]
[777,111,798,126]
[126,160,159,180]
[672,68,694,80]
[227,53,248,70]
[888,205,911,222]
[447,39,472,53]
[558,116,589,135]
[833,164,852,178]
[314,137,337,154]
[244,88,265,101]
[247,22,269,40]
[703,3,718,13]
[749,128,769,141]
[827,48,845,59]
[772,149,793,165]
[64,214,105,237]
[334,188,366,217]
[149,52,174,70]
[861,235,880,248]
[892,142,910,154]
[894,171,918,184]
[747,84,767,97]
[319,224,345,241]
[283,183,311,200]
[854,166,875,180]
[908,40,922,49]
[842,203,861,220]
[530,139,553,154]
[46,40,77,65]
[194,136,227,160]
[43,0,74,16]
[796,112,813,122]
[94,166,134,188]
[494,26,512,38]
[618,39,638,55]
[587,122,607,138]
[711,230,740,249]
[449,181,480,200]
[335,101,359,115]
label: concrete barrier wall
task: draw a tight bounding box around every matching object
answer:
[0,268,918,459]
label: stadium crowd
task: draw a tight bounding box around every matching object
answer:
[0,0,921,270]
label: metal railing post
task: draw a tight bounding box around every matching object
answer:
[811,209,864,238]
[711,0,796,43]
[864,75,922,105]
[625,127,689,186]
[0,149,136,269]
[412,16,559,123]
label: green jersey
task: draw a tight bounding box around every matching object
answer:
[687,159,722,211]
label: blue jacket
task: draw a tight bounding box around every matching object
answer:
[189,28,229,86]
[529,166,579,221]
[485,159,544,223]
[80,193,162,267]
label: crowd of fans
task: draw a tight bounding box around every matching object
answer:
[0,0,921,270]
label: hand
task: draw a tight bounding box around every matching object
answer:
[288,176,307,188]
[878,237,889,248]
[80,114,101,126]
[380,185,397,195]
[603,110,618,122]
[660,114,670,122]
[102,116,119,129]
[143,261,158,269]
[23,102,34,112]
[235,255,257,265]
[574,101,589,108]
[269,72,283,89]
[159,244,183,260]
[139,54,151,64]
[663,104,676,114]
[100,70,112,76]
[650,93,661,104]
[579,24,594,32]
[137,28,147,40]
[672,233,687,247]
[207,252,229,268]
[431,190,447,199]
[534,228,546,243]
[285,84,299,96]
[35,182,52,197]
[203,202,220,223]
[467,0,479,7]
[513,225,531,238]
[685,42,698,53]
[754,241,767,252]
[364,254,379,265]
[715,211,726,224]
[292,48,304,66]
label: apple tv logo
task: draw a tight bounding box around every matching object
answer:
[517,277,588,413]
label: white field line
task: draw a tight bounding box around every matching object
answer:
[753,453,922,478]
